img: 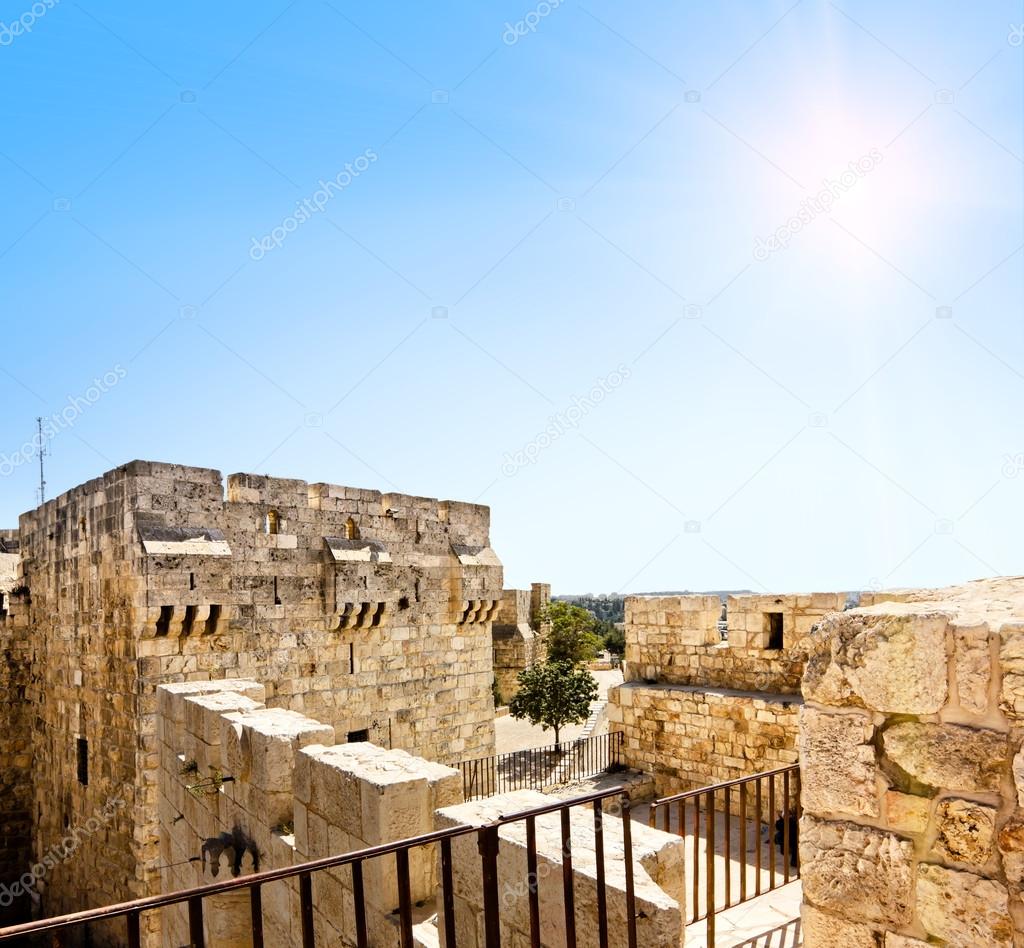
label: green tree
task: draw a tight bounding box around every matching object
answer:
[508,660,599,747]
[601,623,625,657]
[540,601,603,665]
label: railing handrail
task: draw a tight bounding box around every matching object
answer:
[0,784,632,941]
[649,762,799,812]
[459,729,620,768]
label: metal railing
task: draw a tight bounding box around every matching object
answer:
[459,731,624,800]
[648,763,801,946]
[0,787,638,948]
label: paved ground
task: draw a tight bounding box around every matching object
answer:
[494,668,623,755]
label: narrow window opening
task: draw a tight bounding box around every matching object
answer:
[349,642,355,674]
[344,517,359,541]
[189,572,196,590]
[76,738,88,786]
[347,728,369,743]
[0,592,7,618]
[265,510,280,535]
[155,605,173,637]
[79,516,87,536]
[181,605,197,637]
[765,612,784,650]
[205,604,222,635]
[273,576,281,606]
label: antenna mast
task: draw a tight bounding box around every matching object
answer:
[36,416,46,504]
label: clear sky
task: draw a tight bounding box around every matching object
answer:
[1,1,1022,594]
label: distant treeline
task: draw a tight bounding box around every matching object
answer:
[555,590,755,625]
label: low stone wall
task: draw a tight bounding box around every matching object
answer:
[609,682,800,796]
[156,680,462,948]
[435,789,686,947]
[799,578,1024,946]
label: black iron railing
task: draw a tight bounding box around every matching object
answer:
[459,731,624,801]
[0,787,638,948]
[648,763,801,946]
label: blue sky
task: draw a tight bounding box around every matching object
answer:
[1,1,1022,594]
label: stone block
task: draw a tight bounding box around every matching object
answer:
[799,707,879,817]
[800,816,913,927]
[884,792,930,835]
[953,622,991,715]
[916,863,1012,946]
[804,612,948,714]
[881,722,1007,793]
[801,904,880,947]
[929,798,996,867]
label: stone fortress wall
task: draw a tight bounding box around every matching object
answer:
[491,582,549,705]
[0,460,503,936]
[799,577,1024,947]
[609,592,849,795]
[157,679,686,948]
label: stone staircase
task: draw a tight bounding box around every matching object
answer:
[550,698,608,785]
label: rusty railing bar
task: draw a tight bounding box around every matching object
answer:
[351,860,368,948]
[479,824,501,948]
[188,895,204,948]
[439,837,457,948]
[560,806,577,948]
[768,773,777,889]
[396,848,414,948]
[705,788,715,946]
[526,814,541,948]
[593,800,609,948]
[299,871,315,948]
[126,909,141,948]
[620,793,638,948]
[249,882,264,948]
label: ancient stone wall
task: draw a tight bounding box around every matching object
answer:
[156,680,463,948]
[0,459,502,939]
[0,543,31,925]
[609,683,799,796]
[611,592,834,794]
[492,582,549,704]
[799,578,1024,947]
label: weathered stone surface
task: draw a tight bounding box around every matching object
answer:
[996,814,1024,889]
[916,863,1013,946]
[884,936,931,947]
[953,622,991,715]
[930,798,996,866]
[799,707,879,817]
[998,621,1024,718]
[800,817,914,926]
[1012,744,1024,807]
[801,904,880,947]
[882,721,1007,792]
[804,612,949,714]
[884,792,930,835]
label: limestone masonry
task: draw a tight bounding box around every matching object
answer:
[608,592,845,794]
[799,576,1024,946]
[0,460,504,932]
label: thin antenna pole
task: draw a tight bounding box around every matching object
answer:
[36,416,46,504]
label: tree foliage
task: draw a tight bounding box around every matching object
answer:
[600,622,625,656]
[508,660,599,746]
[540,601,604,665]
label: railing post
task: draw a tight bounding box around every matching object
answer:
[479,824,502,948]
